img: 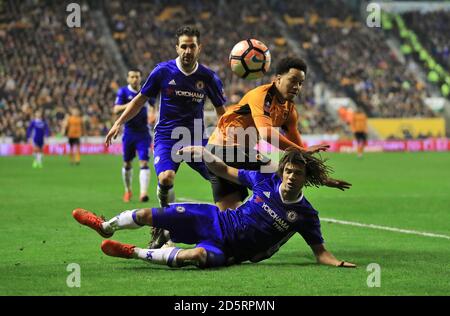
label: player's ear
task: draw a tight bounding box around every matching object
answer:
[275,74,282,85]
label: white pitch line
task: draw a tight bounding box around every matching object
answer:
[321,218,450,240]
[178,197,450,240]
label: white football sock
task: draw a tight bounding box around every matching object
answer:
[139,168,150,196]
[136,247,181,267]
[102,210,142,233]
[122,167,132,192]
[36,153,42,164]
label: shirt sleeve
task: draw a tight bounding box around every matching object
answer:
[284,105,304,147]
[147,97,156,107]
[205,72,226,107]
[296,215,324,246]
[140,65,163,99]
[44,122,50,137]
[237,169,262,190]
[26,121,34,140]
[247,88,273,128]
[114,88,127,105]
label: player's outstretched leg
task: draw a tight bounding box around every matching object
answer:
[101,240,207,268]
[72,208,146,238]
[150,171,175,248]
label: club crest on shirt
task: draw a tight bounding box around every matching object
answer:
[176,206,185,213]
[282,110,289,120]
[195,80,205,90]
[286,210,298,222]
[154,156,160,164]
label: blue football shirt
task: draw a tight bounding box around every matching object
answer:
[140,58,226,139]
[26,119,50,142]
[219,170,324,263]
[115,85,153,134]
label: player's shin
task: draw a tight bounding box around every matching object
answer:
[122,167,132,192]
[157,184,175,207]
[139,166,150,196]
[102,210,144,233]
[135,247,182,267]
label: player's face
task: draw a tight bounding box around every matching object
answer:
[176,35,201,70]
[127,71,142,89]
[281,162,306,194]
[276,68,305,102]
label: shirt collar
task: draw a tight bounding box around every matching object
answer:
[175,57,198,76]
[278,183,304,204]
[127,85,139,93]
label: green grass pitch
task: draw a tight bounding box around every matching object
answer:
[0,152,449,295]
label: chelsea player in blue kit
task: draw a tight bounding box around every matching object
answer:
[26,111,50,168]
[113,69,156,203]
[73,147,356,268]
[106,26,226,247]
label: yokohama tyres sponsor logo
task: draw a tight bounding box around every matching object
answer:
[175,90,205,99]
[262,203,289,232]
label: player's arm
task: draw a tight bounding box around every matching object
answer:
[323,178,352,191]
[61,116,68,136]
[283,107,330,153]
[254,115,306,151]
[45,122,51,138]
[206,72,227,119]
[148,103,157,125]
[26,122,33,143]
[113,104,128,115]
[177,146,240,185]
[310,244,356,268]
[105,93,148,146]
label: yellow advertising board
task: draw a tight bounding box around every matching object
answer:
[368,118,446,139]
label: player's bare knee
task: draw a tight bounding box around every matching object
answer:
[192,247,207,264]
[123,161,132,169]
[158,171,175,186]
[139,160,149,168]
[136,208,153,225]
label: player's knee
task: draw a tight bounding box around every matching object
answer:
[191,247,208,265]
[135,208,152,225]
[139,161,149,169]
[158,171,175,186]
[123,161,132,169]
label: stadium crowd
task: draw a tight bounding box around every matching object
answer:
[0,0,441,142]
[403,11,450,71]
[279,0,435,118]
[0,0,120,142]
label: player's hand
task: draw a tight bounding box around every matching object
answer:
[325,178,352,191]
[176,146,204,160]
[337,261,356,268]
[305,144,330,154]
[105,122,121,147]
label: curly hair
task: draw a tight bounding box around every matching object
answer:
[175,25,201,43]
[277,148,332,187]
[275,56,307,75]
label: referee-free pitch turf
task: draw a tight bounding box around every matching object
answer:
[0,152,449,295]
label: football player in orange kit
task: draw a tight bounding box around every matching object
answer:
[351,108,368,158]
[206,57,329,210]
[62,107,84,165]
